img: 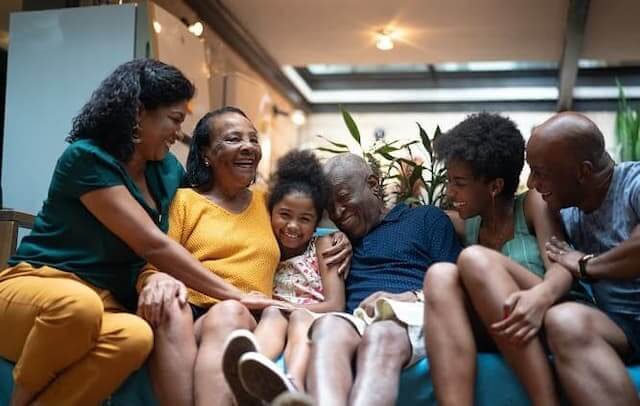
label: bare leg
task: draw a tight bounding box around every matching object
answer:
[457,246,559,406]
[149,300,197,406]
[424,262,477,406]
[545,303,639,406]
[193,300,257,406]
[307,315,361,406]
[283,310,314,390]
[349,320,411,406]
[253,306,288,360]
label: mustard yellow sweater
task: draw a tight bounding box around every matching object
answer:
[141,188,280,308]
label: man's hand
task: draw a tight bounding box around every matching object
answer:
[320,231,352,278]
[358,291,417,317]
[491,285,553,345]
[137,272,187,328]
[545,236,584,278]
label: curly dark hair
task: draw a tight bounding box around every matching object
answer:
[268,149,329,224]
[67,59,195,162]
[434,112,525,197]
[184,106,249,188]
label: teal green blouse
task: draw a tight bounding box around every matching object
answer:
[463,192,591,302]
[9,139,184,311]
[464,193,545,278]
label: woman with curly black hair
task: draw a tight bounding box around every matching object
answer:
[424,112,588,406]
[138,108,351,406]
[0,59,253,406]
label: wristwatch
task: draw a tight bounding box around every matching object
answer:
[578,254,596,280]
[413,289,425,303]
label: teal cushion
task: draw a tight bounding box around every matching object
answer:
[3,354,639,405]
[397,354,640,406]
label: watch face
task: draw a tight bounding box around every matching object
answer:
[579,254,594,279]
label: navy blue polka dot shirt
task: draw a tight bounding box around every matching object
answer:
[345,203,462,313]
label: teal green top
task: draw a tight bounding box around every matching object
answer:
[9,139,184,311]
[464,192,592,302]
[464,193,545,278]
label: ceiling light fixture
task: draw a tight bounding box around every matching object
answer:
[273,105,307,127]
[376,29,394,51]
[290,109,307,126]
[188,21,204,37]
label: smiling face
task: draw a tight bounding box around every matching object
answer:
[205,112,262,188]
[271,191,318,253]
[326,171,382,240]
[526,133,582,212]
[445,159,497,219]
[136,100,188,161]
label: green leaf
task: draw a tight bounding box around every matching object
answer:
[408,165,424,188]
[340,106,361,146]
[397,158,419,168]
[317,147,348,154]
[374,144,401,155]
[378,151,395,161]
[417,122,432,155]
[433,125,442,142]
[399,140,420,149]
[316,134,349,150]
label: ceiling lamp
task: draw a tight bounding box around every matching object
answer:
[290,109,307,127]
[376,30,394,51]
[188,21,204,37]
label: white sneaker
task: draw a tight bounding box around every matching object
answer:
[222,329,262,406]
[238,352,298,403]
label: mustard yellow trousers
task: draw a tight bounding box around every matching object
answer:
[0,262,153,405]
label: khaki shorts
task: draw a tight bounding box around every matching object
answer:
[313,298,425,367]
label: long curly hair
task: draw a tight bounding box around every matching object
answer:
[184,106,249,188]
[67,59,195,162]
[434,112,525,197]
[268,149,329,224]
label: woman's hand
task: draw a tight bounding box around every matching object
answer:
[137,272,187,327]
[545,236,584,278]
[240,293,295,311]
[491,285,553,344]
[320,231,353,278]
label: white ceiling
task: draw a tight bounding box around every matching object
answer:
[220,0,640,66]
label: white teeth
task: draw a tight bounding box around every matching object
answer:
[453,202,466,208]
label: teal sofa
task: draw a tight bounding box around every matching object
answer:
[2,355,640,405]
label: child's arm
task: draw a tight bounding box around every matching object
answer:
[297,235,346,313]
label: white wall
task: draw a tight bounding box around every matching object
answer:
[151,0,300,180]
[299,110,618,189]
[2,5,138,214]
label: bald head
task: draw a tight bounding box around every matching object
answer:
[323,153,383,239]
[530,112,606,168]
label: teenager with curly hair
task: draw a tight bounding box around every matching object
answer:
[0,59,270,406]
[424,112,588,406]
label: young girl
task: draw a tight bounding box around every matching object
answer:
[222,149,345,403]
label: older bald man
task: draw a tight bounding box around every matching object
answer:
[526,112,640,405]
